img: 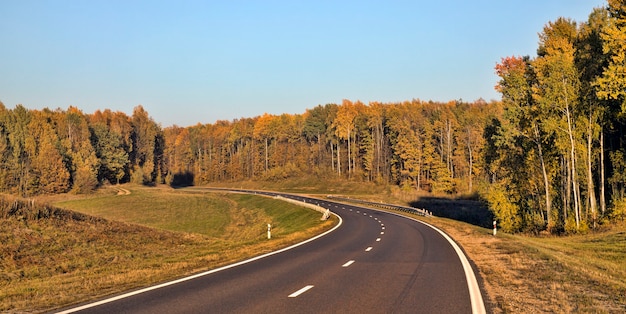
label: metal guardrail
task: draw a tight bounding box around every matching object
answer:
[273,195,331,220]
[325,195,432,217]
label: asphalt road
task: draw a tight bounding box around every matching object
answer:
[58,191,484,313]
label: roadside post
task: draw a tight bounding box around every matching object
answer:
[267,223,272,239]
[493,220,497,236]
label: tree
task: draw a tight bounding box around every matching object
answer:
[577,7,611,222]
[130,105,161,185]
[495,55,555,230]
[90,123,129,184]
[28,111,70,194]
[533,18,583,229]
[595,0,626,114]
[334,100,358,177]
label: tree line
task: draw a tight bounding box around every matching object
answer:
[489,0,626,233]
[0,99,497,198]
[0,104,163,196]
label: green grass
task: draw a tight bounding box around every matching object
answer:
[210,175,390,196]
[1,186,335,312]
[56,188,233,237]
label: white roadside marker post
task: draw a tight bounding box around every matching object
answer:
[493,220,497,236]
[267,223,272,239]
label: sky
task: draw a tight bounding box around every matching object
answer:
[0,0,607,127]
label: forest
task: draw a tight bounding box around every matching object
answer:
[2,1,626,234]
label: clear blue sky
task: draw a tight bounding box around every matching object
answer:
[0,0,607,127]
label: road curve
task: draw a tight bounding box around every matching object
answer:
[57,190,485,313]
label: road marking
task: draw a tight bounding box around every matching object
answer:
[376,238,381,242]
[381,232,384,235]
[342,260,355,267]
[382,227,385,230]
[365,247,373,251]
[289,285,314,298]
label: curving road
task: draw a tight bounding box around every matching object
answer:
[57,191,485,313]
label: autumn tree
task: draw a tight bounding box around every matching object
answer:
[130,105,162,185]
[27,110,70,194]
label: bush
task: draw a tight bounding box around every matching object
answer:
[482,184,522,233]
[610,198,626,222]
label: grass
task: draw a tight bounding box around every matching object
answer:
[0,186,335,312]
[3,176,626,313]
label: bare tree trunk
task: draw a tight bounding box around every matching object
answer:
[565,106,581,229]
[337,140,341,176]
[587,114,598,227]
[534,123,552,229]
[347,130,351,178]
[447,120,453,178]
[264,137,268,173]
[466,128,473,193]
[600,129,606,215]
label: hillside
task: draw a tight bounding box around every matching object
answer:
[0,190,335,312]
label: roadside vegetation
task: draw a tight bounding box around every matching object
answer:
[0,186,335,312]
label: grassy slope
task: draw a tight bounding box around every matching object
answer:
[1,186,335,312]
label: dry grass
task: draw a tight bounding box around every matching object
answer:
[0,187,335,313]
[437,219,626,313]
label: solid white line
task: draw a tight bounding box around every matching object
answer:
[415,220,486,314]
[288,285,314,298]
[57,207,344,313]
[365,247,373,251]
[363,207,486,314]
[342,260,355,267]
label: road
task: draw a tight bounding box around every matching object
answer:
[58,191,485,313]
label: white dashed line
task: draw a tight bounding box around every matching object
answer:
[365,247,373,251]
[376,238,381,242]
[342,260,355,267]
[381,232,384,235]
[382,227,385,230]
[289,285,314,298]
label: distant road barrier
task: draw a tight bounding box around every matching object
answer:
[273,195,330,220]
[325,195,432,217]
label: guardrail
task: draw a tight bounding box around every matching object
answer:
[273,195,331,220]
[325,195,432,217]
